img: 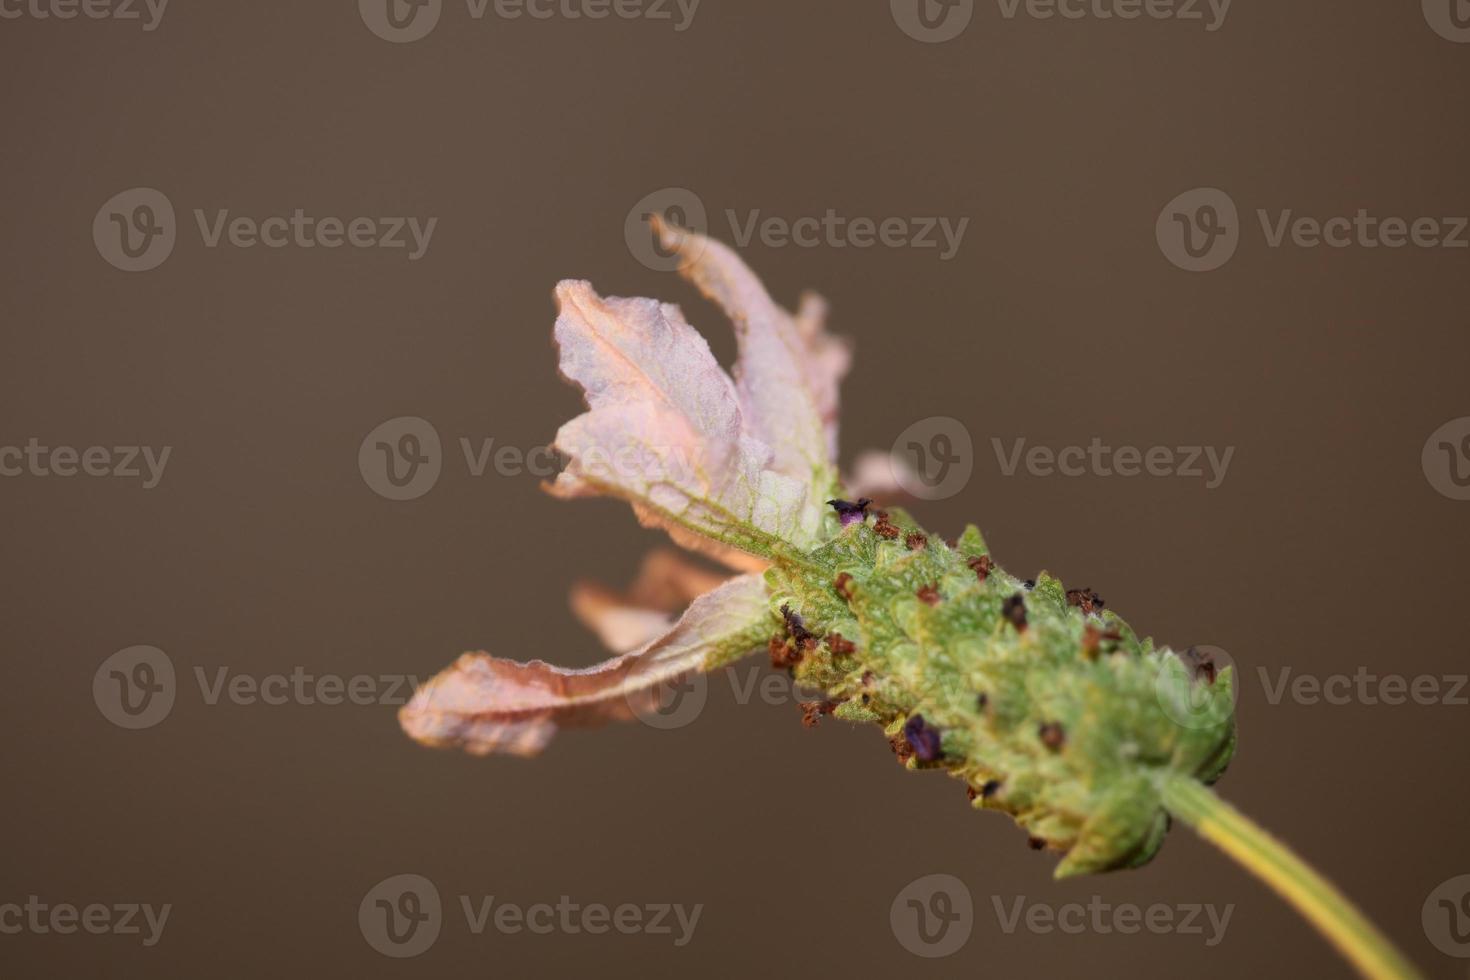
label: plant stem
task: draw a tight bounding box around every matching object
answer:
[1162,777,1422,980]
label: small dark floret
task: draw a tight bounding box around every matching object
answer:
[968,555,993,581]
[833,572,855,601]
[768,635,800,669]
[916,584,942,606]
[1065,587,1105,614]
[1038,721,1066,751]
[799,700,839,728]
[780,604,812,645]
[826,497,872,528]
[1083,624,1125,659]
[903,714,943,762]
[1002,594,1028,631]
[827,633,856,656]
[1180,646,1219,684]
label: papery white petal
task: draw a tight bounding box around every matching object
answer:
[547,279,821,554]
[653,217,847,485]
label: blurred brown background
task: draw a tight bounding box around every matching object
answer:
[2,1,1468,977]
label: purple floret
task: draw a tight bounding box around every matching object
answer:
[903,714,943,762]
[827,497,873,527]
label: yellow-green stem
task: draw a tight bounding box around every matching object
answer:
[1162,777,1422,980]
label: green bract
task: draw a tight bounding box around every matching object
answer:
[764,510,1236,876]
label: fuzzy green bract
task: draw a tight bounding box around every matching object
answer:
[764,511,1236,877]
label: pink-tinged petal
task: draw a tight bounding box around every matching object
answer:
[570,550,734,653]
[653,217,847,491]
[795,292,852,462]
[569,600,673,656]
[399,573,771,757]
[546,280,819,555]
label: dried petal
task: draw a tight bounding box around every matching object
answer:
[653,217,847,486]
[794,291,851,462]
[547,280,820,556]
[571,550,734,653]
[400,573,771,757]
